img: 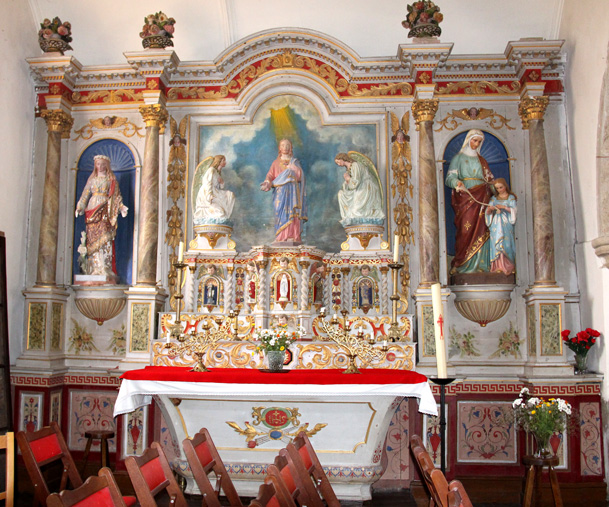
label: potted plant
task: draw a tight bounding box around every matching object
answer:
[253,323,304,371]
[513,387,572,458]
[38,17,72,54]
[401,1,443,38]
[140,12,176,49]
[561,327,601,374]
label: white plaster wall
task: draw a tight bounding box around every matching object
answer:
[0,0,39,363]
[559,0,609,489]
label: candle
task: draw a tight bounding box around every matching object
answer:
[431,283,447,378]
[393,234,399,263]
[383,339,388,348]
[178,241,184,262]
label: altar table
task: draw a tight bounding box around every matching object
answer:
[114,366,437,501]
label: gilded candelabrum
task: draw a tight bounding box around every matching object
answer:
[317,308,387,374]
[387,261,405,342]
[166,260,240,372]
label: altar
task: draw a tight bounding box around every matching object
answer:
[114,366,436,500]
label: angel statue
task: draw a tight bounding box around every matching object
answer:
[335,152,385,226]
[193,155,235,224]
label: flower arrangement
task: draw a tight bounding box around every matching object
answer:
[512,387,571,456]
[140,12,176,39]
[39,17,72,43]
[402,1,443,37]
[253,324,304,353]
[561,328,600,355]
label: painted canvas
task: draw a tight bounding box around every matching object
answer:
[196,95,379,252]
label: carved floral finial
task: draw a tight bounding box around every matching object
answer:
[38,17,72,54]
[401,1,443,38]
[140,11,176,49]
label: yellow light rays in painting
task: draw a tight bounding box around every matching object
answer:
[270,106,302,149]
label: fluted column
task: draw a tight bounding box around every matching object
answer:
[36,110,73,286]
[519,96,555,285]
[137,104,168,285]
[412,99,439,287]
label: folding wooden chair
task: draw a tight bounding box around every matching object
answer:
[182,428,243,506]
[410,435,449,507]
[267,449,323,507]
[125,441,187,507]
[17,422,83,507]
[248,474,297,507]
[288,432,339,507]
[46,467,127,507]
[0,432,14,507]
[447,480,474,507]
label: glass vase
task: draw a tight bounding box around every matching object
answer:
[574,350,588,375]
[533,432,553,458]
[266,350,286,372]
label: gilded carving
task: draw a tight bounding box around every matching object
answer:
[72,89,144,104]
[139,104,169,129]
[434,108,516,132]
[436,80,521,95]
[72,116,144,140]
[412,99,439,128]
[518,96,549,129]
[166,86,230,100]
[336,81,413,97]
[41,109,73,135]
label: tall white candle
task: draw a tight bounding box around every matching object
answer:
[431,283,447,378]
[178,241,184,262]
[393,234,400,263]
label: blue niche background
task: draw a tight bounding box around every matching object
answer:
[197,96,380,252]
[73,139,136,284]
[443,130,511,259]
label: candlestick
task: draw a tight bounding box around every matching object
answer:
[431,283,447,378]
[393,234,399,263]
[178,241,184,262]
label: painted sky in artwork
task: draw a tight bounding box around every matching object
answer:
[196,95,380,252]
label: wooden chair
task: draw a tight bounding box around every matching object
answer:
[410,435,449,507]
[46,467,127,507]
[182,428,243,506]
[17,422,83,507]
[248,474,297,507]
[447,480,473,507]
[287,432,339,507]
[125,441,187,507]
[266,449,323,507]
[0,432,14,507]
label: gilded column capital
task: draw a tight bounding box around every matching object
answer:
[518,96,549,129]
[41,109,73,136]
[412,99,439,129]
[139,104,169,129]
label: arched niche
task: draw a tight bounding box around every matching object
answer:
[73,139,136,284]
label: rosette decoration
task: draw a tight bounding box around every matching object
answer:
[140,11,176,49]
[38,17,73,54]
[401,1,443,38]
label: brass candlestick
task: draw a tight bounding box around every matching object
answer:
[169,261,187,341]
[316,308,386,374]
[387,262,404,342]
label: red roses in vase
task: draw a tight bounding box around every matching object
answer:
[561,328,601,374]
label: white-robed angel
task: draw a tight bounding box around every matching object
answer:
[193,155,235,222]
[335,152,385,225]
[484,178,517,275]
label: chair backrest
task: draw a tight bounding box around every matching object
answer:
[447,480,473,507]
[266,449,323,507]
[125,441,187,507]
[182,428,243,507]
[17,422,83,506]
[248,475,297,507]
[288,432,339,507]
[46,467,127,507]
[0,432,14,507]
[410,436,448,507]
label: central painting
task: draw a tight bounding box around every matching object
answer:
[196,95,379,252]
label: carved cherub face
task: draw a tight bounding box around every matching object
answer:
[361,265,371,276]
[207,265,216,275]
[279,257,289,268]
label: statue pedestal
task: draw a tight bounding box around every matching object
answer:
[342,223,386,252]
[193,223,234,250]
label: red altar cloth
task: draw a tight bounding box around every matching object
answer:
[120,366,428,385]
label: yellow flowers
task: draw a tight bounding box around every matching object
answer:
[531,410,536,414]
